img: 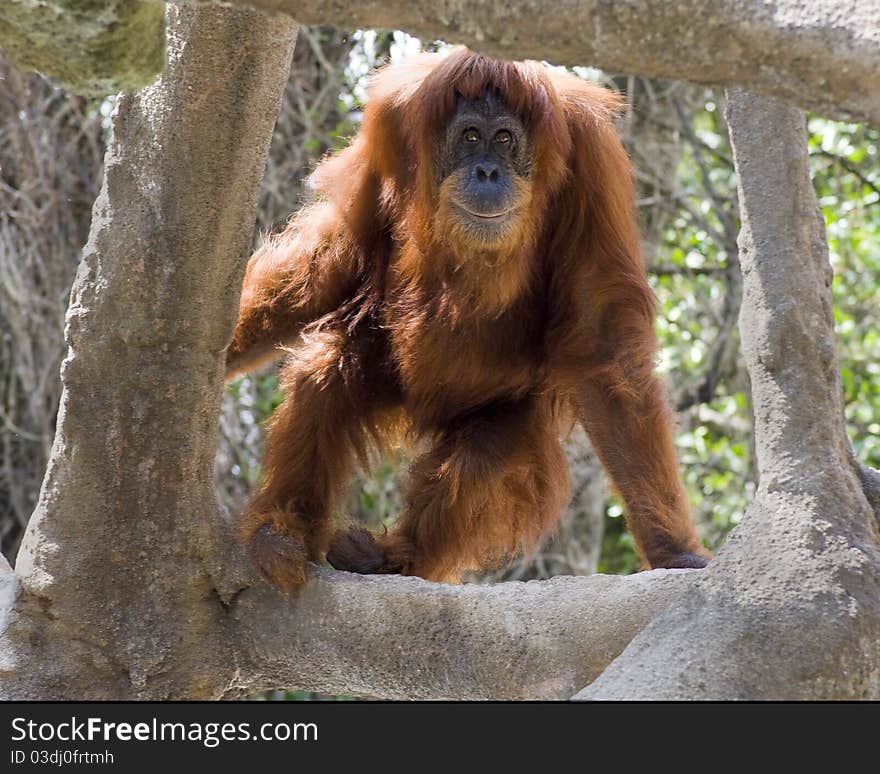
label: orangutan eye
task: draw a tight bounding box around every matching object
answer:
[463,128,480,143]
[494,130,512,145]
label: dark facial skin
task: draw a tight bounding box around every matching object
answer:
[437,92,532,239]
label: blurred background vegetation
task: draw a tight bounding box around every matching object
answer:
[1,28,877,602]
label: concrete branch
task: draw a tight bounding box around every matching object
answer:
[227,567,695,700]
[5,1,880,125]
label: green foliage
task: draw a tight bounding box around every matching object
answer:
[809,118,880,469]
[597,498,638,574]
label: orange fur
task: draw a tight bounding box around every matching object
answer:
[227,48,709,592]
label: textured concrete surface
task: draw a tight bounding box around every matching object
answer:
[205,1,880,125]
[1,5,298,700]
[229,567,695,700]
[0,0,165,95]
[4,2,880,125]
